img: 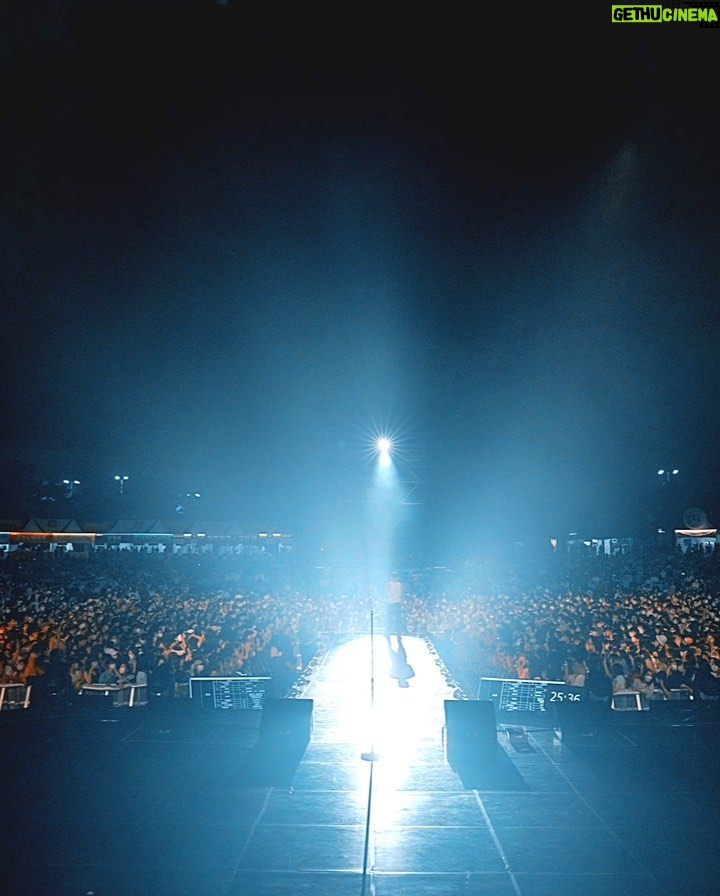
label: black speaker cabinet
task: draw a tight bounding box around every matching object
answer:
[260,698,314,743]
[445,699,497,753]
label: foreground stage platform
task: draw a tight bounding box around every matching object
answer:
[2,634,720,896]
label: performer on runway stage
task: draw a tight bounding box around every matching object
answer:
[385,572,405,649]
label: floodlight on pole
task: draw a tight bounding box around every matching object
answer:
[115,474,129,494]
[657,468,679,483]
[63,479,80,497]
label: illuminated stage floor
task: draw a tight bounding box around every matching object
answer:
[2,634,720,896]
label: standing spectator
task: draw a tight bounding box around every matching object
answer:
[695,658,720,701]
[609,663,628,694]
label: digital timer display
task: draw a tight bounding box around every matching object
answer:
[545,685,584,703]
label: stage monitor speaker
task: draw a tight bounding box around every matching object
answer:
[260,698,313,743]
[444,699,497,752]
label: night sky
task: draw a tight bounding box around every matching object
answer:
[1,3,719,554]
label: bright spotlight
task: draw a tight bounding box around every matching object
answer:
[376,437,393,469]
[360,419,411,470]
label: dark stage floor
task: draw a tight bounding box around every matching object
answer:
[2,635,719,896]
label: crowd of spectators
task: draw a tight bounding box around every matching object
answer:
[1,541,720,706]
[429,543,720,703]
[0,550,315,703]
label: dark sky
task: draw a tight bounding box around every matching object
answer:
[1,2,719,552]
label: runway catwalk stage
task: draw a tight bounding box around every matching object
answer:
[300,632,457,770]
[5,632,718,896]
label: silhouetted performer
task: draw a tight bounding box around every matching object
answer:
[388,640,414,688]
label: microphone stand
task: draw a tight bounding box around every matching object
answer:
[360,607,380,895]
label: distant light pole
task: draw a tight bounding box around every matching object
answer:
[63,479,80,497]
[114,474,129,494]
[175,491,201,514]
[655,468,680,534]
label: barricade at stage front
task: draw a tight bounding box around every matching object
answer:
[0,682,31,710]
[78,681,148,707]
